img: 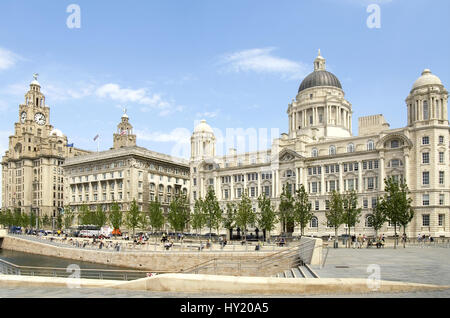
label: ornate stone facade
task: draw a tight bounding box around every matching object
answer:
[1,76,90,218]
[190,52,450,238]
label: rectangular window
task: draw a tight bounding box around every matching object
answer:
[422,136,429,145]
[224,189,229,199]
[325,200,330,210]
[422,214,430,226]
[439,194,445,206]
[422,194,430,206]
[439,136,444,144]
[439,171,445,185]
[311,182,318,193]
[367,177,374,190]
[363,198,368,209]
[422,172,429,185]
[422,152,430,164]
[439,152,444,164]
[438,214,445,226]
[315,200,319,211]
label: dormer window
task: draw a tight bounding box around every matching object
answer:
[329,145,336,156]
[367,140,375,151]
[312,148,318,157]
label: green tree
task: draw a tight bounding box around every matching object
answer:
[56,212,63,230]
[63,207,75,230]
[109,202,123,236]
[125,199,141,237]
[293,184,314,237]
[257,194,277,241]
[29,211,37,229]
[148,199,164,243]
[326,191,344,247]
[222,202,236,240]
[370,197,387,239]
[202,188,222,238]
[94,205,108,228]
[381,177,414,249]
[139,210,149,232]
[79,204,93,225]
[42,214,51,228]
[342,190,362,248]
[191,198,207,237]
[235,190,255,241]
[278,184,295,235]
[167,194,190,234]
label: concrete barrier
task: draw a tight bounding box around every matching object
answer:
[299,237,322,266]
[1,273,447,296]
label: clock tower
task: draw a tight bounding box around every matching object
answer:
[2,75,91,219]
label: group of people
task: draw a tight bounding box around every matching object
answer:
[417,233,434,243]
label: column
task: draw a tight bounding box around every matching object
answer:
[403,152,409,185]
[358,161,363,193]
[379,153,385,191]
[271,170,276,198]
[295,167,300,188]
[230,175,234,200]
[321,166,325,195]
[339,163,343,194]
[243,173,247,196]
[257,172,261,197]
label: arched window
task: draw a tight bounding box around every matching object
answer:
[367,140,375,151]
[310,217,318,228]
[311,148,318,157]
[365,215,374,227]
[159,184,164,192]
[347,143,354,153]
[329,145,336,156]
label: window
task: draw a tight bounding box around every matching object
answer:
[422,194,429,206]
[347,143,354,153]
[439,194,445,206]
[391,140,399,148]
[365,215,373,227]
[363,199,368,209]
[423,101,429,120]
[329,145,336,156]
[422,152,429,164]
[311,182,318,193]
[391,159,401,167]
[438,214,445,226]
[422,171,429,185]
[422,214,430,227]
[439,152,444,164]
[310,217,318,228]
[325,200,330,210]
[312,148,318,157]
[422,136,429,145]
[439,136,444,144]
[315,200,319,211]
[439,171,445,185]
[367,140,375,151]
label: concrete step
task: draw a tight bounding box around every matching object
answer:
[284,270,294,278]
[291,267,303,278]
[299,265,315,278]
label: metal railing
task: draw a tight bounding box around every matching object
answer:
[0,258,155,281]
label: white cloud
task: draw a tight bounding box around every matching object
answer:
[96,83,180,116]
[196,110,219,119]
[219,47,309,80]
[0,48,20,71]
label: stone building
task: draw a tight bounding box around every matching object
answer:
[63,111,190,223]
[190,51,450,238]
[1,75,90,219]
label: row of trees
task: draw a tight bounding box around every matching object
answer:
[0,177,414,247]
[325,177,414,248]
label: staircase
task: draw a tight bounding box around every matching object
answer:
[273,263,319,278]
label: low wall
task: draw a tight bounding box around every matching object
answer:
[299,237,322,266]
[0,229,7,238]
[0,236,277,276]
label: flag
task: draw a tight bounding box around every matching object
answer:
[66,143,74,147]
[93,134,99,141]
[120,130,127,135]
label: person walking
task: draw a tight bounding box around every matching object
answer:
[351,234,356,248]
[357,234,363,249]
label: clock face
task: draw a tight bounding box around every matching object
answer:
[34,112,46,126]
[20,112,27,123]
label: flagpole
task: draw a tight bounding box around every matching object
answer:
[97,136,99,153]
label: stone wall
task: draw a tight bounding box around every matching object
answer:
[299,237,323,266]
[0,236,278,276]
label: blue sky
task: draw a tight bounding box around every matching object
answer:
[0,0,449,160]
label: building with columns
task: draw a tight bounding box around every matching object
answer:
[63,111,190,222]
[1,76,91,218]
[190,51,450,238]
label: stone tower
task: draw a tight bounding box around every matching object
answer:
[112,109,137,149]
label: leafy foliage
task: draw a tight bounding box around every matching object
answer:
[293,184,314,236]
[167,194,190,233]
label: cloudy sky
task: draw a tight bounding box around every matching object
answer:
[0,0,449,163]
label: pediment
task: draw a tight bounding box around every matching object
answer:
[278,148,303,162]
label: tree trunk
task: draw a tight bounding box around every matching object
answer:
[394,224,397,249]
[334,227,338,248]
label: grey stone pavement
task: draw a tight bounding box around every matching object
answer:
[1,246,450,298]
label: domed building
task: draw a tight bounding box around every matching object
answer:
[190,51,449,239]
